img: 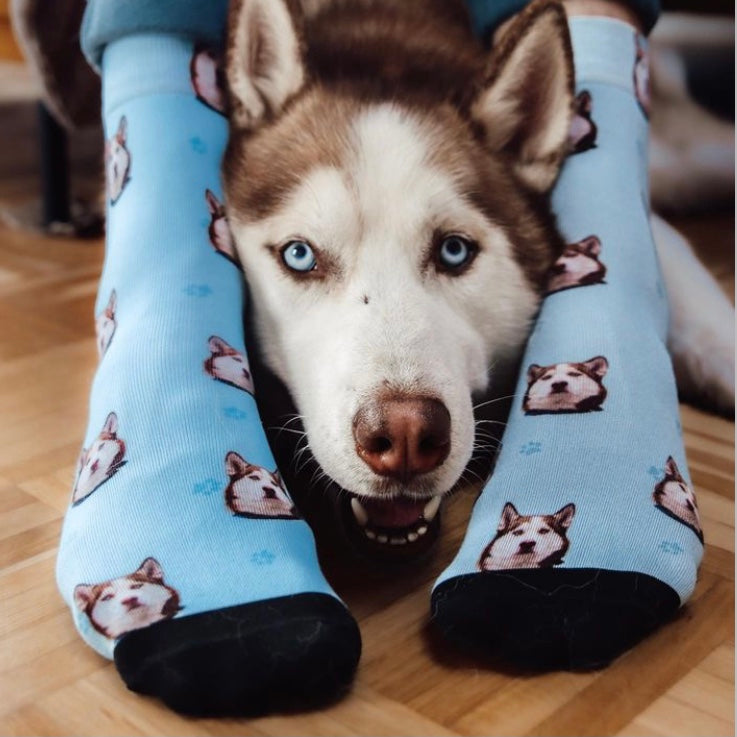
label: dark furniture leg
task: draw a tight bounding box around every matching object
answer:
[38,102,70,227]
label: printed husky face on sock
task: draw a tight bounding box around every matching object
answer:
[205,190,239,266]
[222,0,574,543]
[523,356,608,414]
[95,289,117,357]
[568,90,597,154]
[224,451,299,519]
[191,44,227,114]
[546,236,606,294]
[74,558,181,639]
[479,502,575,570]
[204,336,254,393]
[72,412,126,505]
[653,456,703,541]
[105,116,130,205]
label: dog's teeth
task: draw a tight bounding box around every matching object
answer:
[407,532,419,542]
[365,529,376,540]
[417,525,428,536]
[377,534,388,544]
[423,497,441,522]
[390,536,407,545]
[351,498,368,527]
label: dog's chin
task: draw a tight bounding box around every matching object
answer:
[339,490,443,562]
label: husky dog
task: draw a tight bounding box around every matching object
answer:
[479,501,575,570]
[74,558,182,639]
[224,451,299,519]
[546,236,606,294]
[204,335,254,393]
[523,356,608,414]
[653,456,703,541]
[205,189,239,266]
[72,412,127,505]
[220,0,734,554]
[191,44,227,114]
[568,90,597,154]
[95,289,117,357]
[105,116,130,205]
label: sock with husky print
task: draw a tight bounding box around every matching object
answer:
[431,17,703,669]
[55,34,360,715]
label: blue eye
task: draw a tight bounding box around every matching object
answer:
[438,235,475,270]
[282,240,316,272]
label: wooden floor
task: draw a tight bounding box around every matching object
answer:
[0,215,733,735]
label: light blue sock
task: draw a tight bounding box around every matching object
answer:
[56,34,360,716]
[431,18,703,669]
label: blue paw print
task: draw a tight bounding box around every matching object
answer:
[189,136,207,154]
[193,478,220,496]
[183,284,213,297]
[658,541,683,555]
[648,465,665,480]
[251,549,276,566]
[224,406,248,420]
[519,441,543,456]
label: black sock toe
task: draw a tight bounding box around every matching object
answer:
[114,593,361,716]
[431,569,680,670]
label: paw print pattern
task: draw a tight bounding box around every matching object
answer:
[251,550,276,566]
[658,541,684,555]
[183,284,213,297]
[193,477,221,496]
[519,441,543,456]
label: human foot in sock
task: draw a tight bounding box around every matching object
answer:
[431,13,705,669]
[56,34,360,716]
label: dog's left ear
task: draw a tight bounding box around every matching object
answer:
[226,0,306,130]
[552,503,575,530]
[470,0,574,193]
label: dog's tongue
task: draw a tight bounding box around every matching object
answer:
[361,496,426,528]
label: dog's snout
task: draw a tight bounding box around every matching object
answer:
[551,381,568,393]
[353,396,451,483]
[519,541,536,553]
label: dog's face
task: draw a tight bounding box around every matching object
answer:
[105,116,130,205]
[204,336,254,393]
[95,290,117,357]
[224,451,299,519]
[479,501,575,570]
[73,412,126,504]
[74,558,181,639]
[653,456,702,539]
[191,45,226,114]
[634,35,650,118]
[205,190,239,265]
[222,0,573,552]
[546,236,606,294]
[523,356,608,414]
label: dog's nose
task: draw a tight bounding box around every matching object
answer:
[519,541,536,553]
[353,396,451,483]
[551,381,568,393]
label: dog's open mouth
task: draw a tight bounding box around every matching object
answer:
[343,493,442,555]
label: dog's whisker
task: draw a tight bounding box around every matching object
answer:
[472,394,517,411]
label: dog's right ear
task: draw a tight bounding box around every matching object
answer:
[526,364,546,384]
[498,502,520,531]
[101,412,118,437]
[579,236,601,257]
[226,0,306,130]
[208,335,229,355]
[225,451,251,479]
[664,455,680,479]
[74,584,95,612]
[470,0,574,193]
[205,189,222,216]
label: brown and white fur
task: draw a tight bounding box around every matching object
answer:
[205,189,239,265]
[224,451,298,519]
[74,558,181,639]
[95,289,117,357]
[524,356,608,414]
[220,0,733,552]
[546,235,606,294]
[105,116,130,205]
[479,502,576,570]
[204,335,254,393]
[72,412,126,505]
[653,455,702,541]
